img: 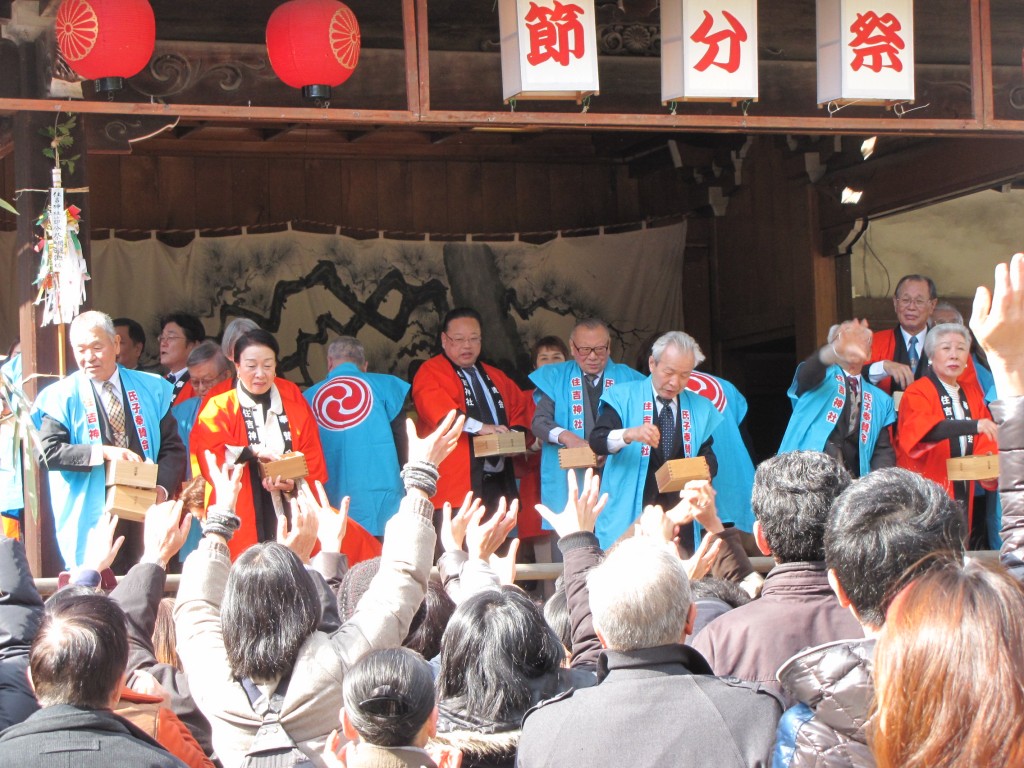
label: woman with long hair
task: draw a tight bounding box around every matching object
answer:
[873,559,1024,768]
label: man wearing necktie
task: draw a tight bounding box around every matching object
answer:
[158,312,205,407]
[530,319,644,514]
[412,308,528,516]
[780,319,896,478]
[867,274,937,394]
[590,331,721,552]
[32,311,187,570]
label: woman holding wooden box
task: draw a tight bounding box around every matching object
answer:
[896,322,998,545]
[190,329,334,559]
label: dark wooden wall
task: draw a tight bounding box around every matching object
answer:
[86,152,650,235]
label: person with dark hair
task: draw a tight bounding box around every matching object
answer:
[0,532,43,732]
[690,451,862,704]
[175,410,464,767]
[867,273,937,394]
[412,307,529,515]
[872,560,1024,768]
[32,310,187,569]
[530,319,643,519]
[114,317,147,370]
[514,334,573,573]
[542,588,572,654]
[402,580,455,662]
[338,559,455,663]
[325,648,460,768]
[773,467,964,768]
[304,336,411,538]
[159,312,206,407]
[0,591,186,767]
[432,586,592,768]
[190,328,334,559]
[780,320,896,478]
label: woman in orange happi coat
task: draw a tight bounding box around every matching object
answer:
[896,323,998,540]
[191,328,379,562]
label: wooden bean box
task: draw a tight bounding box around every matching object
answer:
[259,451,309,481]
[105,458,158,489]
[947,454,999,482]
[473,431,527,457]
[558,446,598,469]
[655,456,712,493]
[105,485,158,523]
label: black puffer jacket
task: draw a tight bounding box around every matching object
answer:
[994,397,1024,583]
[0,537,43,731]
[772,638,876,768]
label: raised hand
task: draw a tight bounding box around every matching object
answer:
[972,252,1024,397]
[142,499,192,569]
[535,468,608,538]
[441,491,483,553]
[407,409,466,466]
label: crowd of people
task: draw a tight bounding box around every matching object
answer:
[1,258,1024,768]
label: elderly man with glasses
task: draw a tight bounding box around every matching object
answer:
[412,307,529,515]
[530,319,644,514]
[867,274,938,394]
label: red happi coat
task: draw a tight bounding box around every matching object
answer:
[896,375,997,521]
[191,378,381,563]
[411,354,529,509]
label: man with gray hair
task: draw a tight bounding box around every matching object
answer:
[589,331,720,551]
[32,310,186,569]
[303,336,410,536]
[530,318,644,513]
[517,537,781,767]
[779,318,895,478]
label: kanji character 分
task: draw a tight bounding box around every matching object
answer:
[690,9,748,74]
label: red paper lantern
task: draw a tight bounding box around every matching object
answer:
[55,0,156,93]
[266,0,361,101]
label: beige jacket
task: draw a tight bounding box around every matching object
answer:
[174,495,435,768]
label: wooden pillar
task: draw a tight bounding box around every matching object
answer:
[15,106,91,576]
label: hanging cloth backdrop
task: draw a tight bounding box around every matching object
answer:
[1,223,686,385]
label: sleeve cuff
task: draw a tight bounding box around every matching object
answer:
[606,430,627,453]
[558,531,601,555]
[549,427,566,444]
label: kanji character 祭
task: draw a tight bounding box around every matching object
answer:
[525,0,586,67]
[690,9,747,74]
[849,10,905,72]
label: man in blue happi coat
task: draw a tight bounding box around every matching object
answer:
[32,311,186,569]
[304,337,409,537]
[780,319,895,478]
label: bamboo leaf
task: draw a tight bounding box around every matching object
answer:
[0,198,16,215]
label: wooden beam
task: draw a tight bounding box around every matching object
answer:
[416,0,431,112]
[817,137,1024,227]
[402,0,420,114]
[3,96,1019,136]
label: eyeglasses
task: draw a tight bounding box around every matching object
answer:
[573,343,609,357]
[192,373,230,389]
[444,334,481,347]
[896,296,932,309]
[157,334,185,344]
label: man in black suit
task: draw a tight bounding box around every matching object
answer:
[588,331,719,553]
[34,311,185,571]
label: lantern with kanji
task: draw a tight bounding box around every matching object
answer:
[498,0,600,103]
[661,0,759,103]
[266,0,361,101]
[55,0,156,94]
[816,0,915,104]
